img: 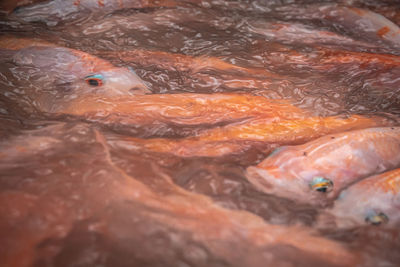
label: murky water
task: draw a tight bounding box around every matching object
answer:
[0,0,400,266]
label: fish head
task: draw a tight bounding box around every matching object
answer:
[317,189,395,229]
[246,166,333,206]
[245,147,335,206]
[9,46,151,108]
[80,67,151,96]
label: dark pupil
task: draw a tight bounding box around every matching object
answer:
[316,187,327,193]
[88,79,99,86]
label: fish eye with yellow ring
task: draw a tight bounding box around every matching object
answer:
[84,74,104,87]
[365,212,389,226]
[310,177,333,193]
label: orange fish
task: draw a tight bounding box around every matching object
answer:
[0,36,149,112]
[61,93,308,125]
[108,115,394,157]
[246,127,400,205]
[100,49,283,79]
[275,4,400,47]
[318,168,400,228]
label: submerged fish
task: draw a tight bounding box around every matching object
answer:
[61,93,307,126]
[318,168,400,228]
[246,127,400,205]
[10,0,194,25]
[0,0,46,13]
[100,49,282,79]
[0,36,149,112]
[242,20,375,48]
[275,4,400,48]
[110,115,395,157]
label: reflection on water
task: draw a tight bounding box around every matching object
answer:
[0,0,400,266]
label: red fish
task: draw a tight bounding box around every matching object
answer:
[100,49,282,79]
[318,168,400,228]
[61,93,308,126]
[110,115,395,157]
[246,127,400,205]
[0,36,149,112]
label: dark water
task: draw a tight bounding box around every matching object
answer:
[1,0,400,266]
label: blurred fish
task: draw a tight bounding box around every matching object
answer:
[241,20,376,48]
[246,127,400,205]
[318,168,400,228]
[61,93,308,126]
[109,115,395,157]
[0,36,149,112]
[275,4,400,48]
[0,0,47,14]
[10,0,197,25]
[100,49,282,79]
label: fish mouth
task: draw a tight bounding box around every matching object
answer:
[129,85,152,95]
[245,166,275,193]
[246,166,331,206]
[245,166,303,199]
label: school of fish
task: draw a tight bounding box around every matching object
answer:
[1,0,400,266]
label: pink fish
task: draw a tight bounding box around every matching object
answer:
[318,168,400,228]
[246,127,400,205]
[10,0,195,25]
[275,4,400,48]
[0,36,149,112]
[242,20,375,48]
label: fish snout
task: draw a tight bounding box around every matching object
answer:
[129,84,152,95]
[246,166,313,203]
[246,166,275,192]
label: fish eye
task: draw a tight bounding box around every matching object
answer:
[310,177,333,193]
[365,212,389,226]
[84,74,104,87]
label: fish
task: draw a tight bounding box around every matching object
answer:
[275,4,400,48]
[246,127,400,205]
[0,127,362,267]
[318,168,400,228]
[0,0,47,14]
[60,93,308,126]
[98,49,289,92]
[10,0,196,25]
[241,20,376,48]
[107,115,394,157]
[99,49,282,79]
[0,36,149,112]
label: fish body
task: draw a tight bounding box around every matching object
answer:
[0,36,149,112]
[324,6,400,47]
[246,127,400,205]
[275,4,400,48]
[319,168,400,228]
[10,0,189,25]
[242,20,375,48]
[62,93,307,125]
[107,115,394,157]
